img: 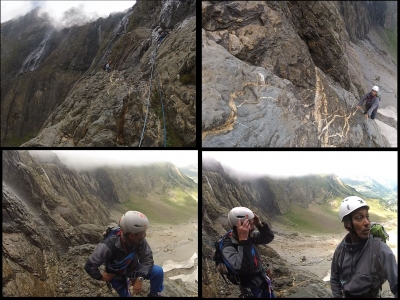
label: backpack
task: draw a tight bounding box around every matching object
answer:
[101,226,137,274]
[103,64,107,71]
[370,222,389,243]
[213,230,240,285]
[102,226,120,239]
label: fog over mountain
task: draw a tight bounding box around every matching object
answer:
[28,150,198,171]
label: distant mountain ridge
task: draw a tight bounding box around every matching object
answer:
[340,175,398,209]
[202,157,366,234]
[178,164,198,183]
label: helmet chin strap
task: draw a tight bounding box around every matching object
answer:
[123,233,134,246]
[349,220,362,241]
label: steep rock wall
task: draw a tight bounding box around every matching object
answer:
[202,1,393,147]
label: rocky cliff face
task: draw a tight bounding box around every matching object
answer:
[2,150,198,296]
[1,0,196,147]
[202,1,397,147]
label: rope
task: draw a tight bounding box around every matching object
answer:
[139,42,159,147]
[155,57,167,147]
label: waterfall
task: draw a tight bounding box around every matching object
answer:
[114,9,134,36]
[20,30,54,73]
[40,166,51,185]
[203,174,214,194]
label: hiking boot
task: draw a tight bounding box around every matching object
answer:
[147,292,167,297]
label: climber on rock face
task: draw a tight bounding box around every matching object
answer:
[157,28,169,43]
[356,86,380,120]
[104,61,111,73]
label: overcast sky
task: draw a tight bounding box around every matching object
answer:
[1,1,135,27]
[203,151,397,183]
[29,150,198,170]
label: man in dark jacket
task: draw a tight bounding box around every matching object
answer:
[221,207,275,298]
[84,211,165,297]
[331,196,398,298]
[158,29,169,43]
[356,86,380,120]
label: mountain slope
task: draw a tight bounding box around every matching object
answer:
[178,164,198,183]
[1,0,196,147]
[340,175,398,210]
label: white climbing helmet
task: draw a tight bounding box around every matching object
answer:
[119,211,149,234]
[339,196,369,222]
[372,86,379,92]
[228,207,254,227]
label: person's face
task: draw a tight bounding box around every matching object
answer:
[351,207,370,239]
[126,231,146,245]
[371,90,377,96]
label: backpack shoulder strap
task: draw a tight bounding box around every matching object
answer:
[338,239,346,274]
[371,237,384,286]
[220,230,239,275]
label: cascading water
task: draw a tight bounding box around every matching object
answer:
[92,8,134,75]
[19,30,54,73]
[203,174,214,194]
[114,8,134,36]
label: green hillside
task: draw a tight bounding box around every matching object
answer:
[275,196,396,234]
[107,163,197,225]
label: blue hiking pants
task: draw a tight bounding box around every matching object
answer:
[110,265,164,297]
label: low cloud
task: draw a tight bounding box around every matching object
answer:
[28,150,198,171]
[2,1,135,29]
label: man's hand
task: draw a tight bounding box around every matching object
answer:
[356,105,361,111]
[253,212,262,227]
[132,279,143,295]
[365,114,369,120]
[237,216,250,241]
[101,272,114,282]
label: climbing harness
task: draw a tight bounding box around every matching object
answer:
[139,40,167,147]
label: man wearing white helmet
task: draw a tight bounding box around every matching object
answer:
[222,207,274,298]
[356,86,380,120]
[85,211,165,297]
[330,197,398,298]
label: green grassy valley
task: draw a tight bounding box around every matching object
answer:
[121,190,197,225]
[274,197,396,235]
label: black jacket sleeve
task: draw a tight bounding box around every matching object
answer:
[251,222,274,245]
